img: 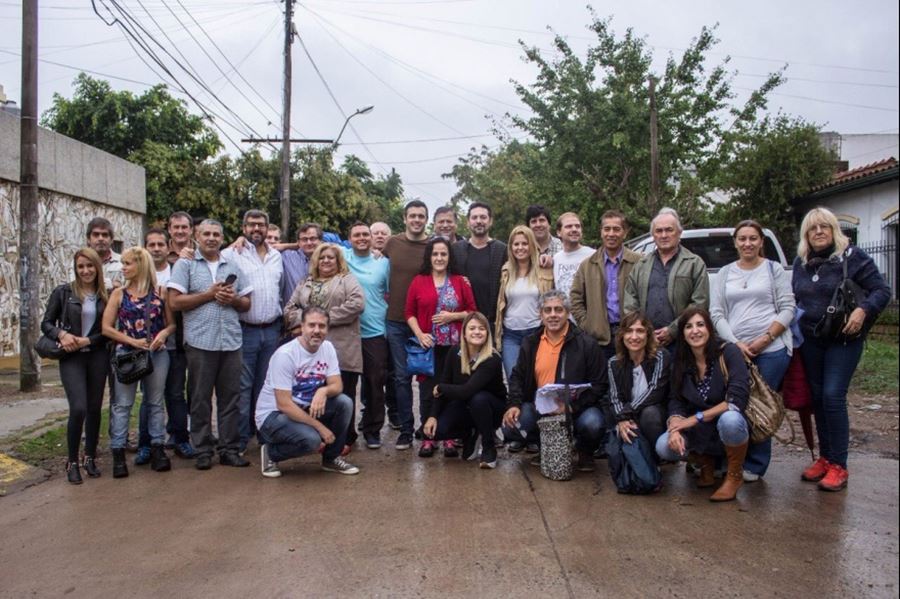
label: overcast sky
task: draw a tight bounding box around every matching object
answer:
[1,0,898,212]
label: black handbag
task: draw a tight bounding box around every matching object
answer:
[111,294,155,384]
[35,287,70,360]
[813,249,867,341]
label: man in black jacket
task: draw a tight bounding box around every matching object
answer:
[502,289,608,472]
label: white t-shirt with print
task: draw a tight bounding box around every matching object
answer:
[254,339,341,429]
[553,245,594,298]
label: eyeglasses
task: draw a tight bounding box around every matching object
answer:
[810,224,832,232]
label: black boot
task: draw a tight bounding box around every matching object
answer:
[82,455,101,478]
[66,461,83,485]
[150,445,171,472]
[112,448,129,478]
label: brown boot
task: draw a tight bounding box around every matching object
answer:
[710,442,749,502]
[689,453,715,488]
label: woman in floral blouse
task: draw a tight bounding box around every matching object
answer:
[102,247,175,478]
[405,237,476,458]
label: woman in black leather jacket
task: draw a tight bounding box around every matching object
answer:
[40,248,109,484]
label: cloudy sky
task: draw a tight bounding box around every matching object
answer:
[1,0,898,211]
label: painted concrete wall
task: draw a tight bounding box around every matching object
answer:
[0,110,146,357]
[839,134,899,170]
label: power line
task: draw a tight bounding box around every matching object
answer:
[342,134,494,145]
[309,9,526,115]
[734,86,899,113]
[301,6,468,136]
[0,48,158,87]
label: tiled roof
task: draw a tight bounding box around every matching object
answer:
[812,157,898,192]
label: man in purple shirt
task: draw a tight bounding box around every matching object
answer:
[281,222,323,306]
[570,210,642,361]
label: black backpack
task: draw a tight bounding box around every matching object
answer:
[606,430,661,495]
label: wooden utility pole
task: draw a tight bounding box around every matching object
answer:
[19,0,40,391]
[648,76,660,214]
[279,0,294,239]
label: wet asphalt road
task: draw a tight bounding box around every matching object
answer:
[1,446,897,598]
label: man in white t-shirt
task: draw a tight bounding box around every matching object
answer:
[255,306,359,478]
[553,212,594,298]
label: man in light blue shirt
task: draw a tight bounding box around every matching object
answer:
[345,222,391,449]
[168,219,253,470]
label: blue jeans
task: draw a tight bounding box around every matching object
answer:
[508,403,605,453]
[385,320,414,435]
[110,349,169,449]
[501,326,539,379]
[138,349,190,447]
[800,336,864,469]
[239,321,282,447]
[258,394,353,462]
[743,348,791,476]
[655,410,749,461]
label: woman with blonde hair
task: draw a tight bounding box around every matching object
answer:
[102,247,176,478]
[792,207,890,491]
[41,248,109,484]
[285,242,365,452]
[495,225,554,379]
[423,312,507,468]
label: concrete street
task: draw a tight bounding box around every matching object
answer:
[1,446,897,598]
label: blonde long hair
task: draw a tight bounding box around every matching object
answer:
[121,246,157,296]
[459,312,496,375]
[503,225,541,293]
[309,243,349,279]
[71,247,109,303]
[797,206,850,263]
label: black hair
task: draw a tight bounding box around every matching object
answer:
[144,227,169,245]
[467,201,492,218]
[419,237,458,275]
[525,205,551,224]
[404,199,429,220]
[672,307,724,387]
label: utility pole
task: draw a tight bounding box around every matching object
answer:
[19,0,40,391]
[279,0,294,239]
[648,76,660,215]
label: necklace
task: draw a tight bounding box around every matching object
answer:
[736,260,761,289]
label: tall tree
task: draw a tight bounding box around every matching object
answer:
[446,13,789,238]
[42,74,222,223]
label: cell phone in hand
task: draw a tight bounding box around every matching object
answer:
[223,274,237,286]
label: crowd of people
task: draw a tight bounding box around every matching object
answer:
[41,202,891,500]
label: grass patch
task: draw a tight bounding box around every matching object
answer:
[10,396,139,466]
[851,338,899,396]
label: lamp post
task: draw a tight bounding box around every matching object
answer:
[332,105,374,150]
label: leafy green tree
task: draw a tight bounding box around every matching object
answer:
[712,115,835,246]
[42,74,221,223]
[446,12,792,239]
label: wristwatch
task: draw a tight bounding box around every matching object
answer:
[695,411,705,423]
[765,331,776,342]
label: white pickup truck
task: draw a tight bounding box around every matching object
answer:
[626,227,791,284]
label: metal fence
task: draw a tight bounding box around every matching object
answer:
[858,239,898,301]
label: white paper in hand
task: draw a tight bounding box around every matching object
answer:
[534,383,592,415]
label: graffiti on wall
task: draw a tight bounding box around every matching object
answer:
[0,182,142,356]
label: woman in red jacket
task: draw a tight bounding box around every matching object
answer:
[406,237,476,457]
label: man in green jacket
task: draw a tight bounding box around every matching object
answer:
[570,210,642,361]
[624,208,709,347]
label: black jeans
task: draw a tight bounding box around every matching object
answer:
[633,403,667,458]
[418,345,451,428]
[185,346,242,458]
[360,336,388,436]
[59,349,109,461]
[138,349,190,447]
[432,391,505,446]
[341,371,360,446]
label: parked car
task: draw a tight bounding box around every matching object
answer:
[626,227,790,284]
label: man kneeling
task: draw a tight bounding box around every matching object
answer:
[255,306,359,477]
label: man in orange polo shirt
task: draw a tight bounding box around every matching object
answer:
[503,289,607,472]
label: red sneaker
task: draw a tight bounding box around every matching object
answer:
[818,463,848,492]
[801,457,830,482]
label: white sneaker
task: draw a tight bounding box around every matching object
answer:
[260,444,281,478]
[742,470,761,482]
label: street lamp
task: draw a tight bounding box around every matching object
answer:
[332,105,374,150]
